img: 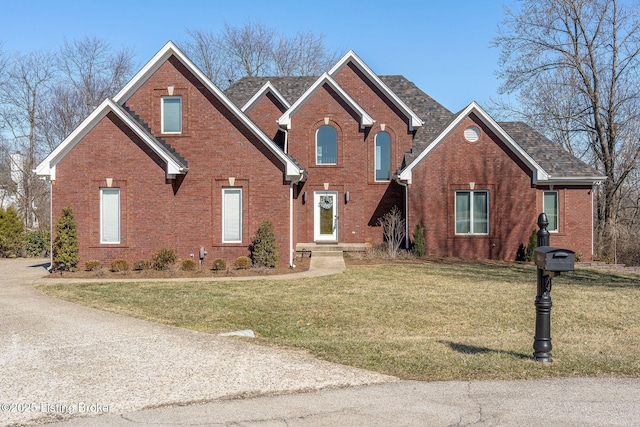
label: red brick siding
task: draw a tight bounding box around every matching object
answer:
[408,115,537,259]
[53,56,293,268]
[536,186,594,260]
[289,64,412,245]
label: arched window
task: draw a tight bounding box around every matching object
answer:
[316,125,337,165]
[375,131,391,181]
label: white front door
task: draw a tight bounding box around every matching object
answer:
[314,191,338,242]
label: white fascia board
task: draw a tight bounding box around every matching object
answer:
[36,98,114,179]
[329,50,424,131]
[241,81,290,112]
[277,73,374,130]
[35,99,187,180]
[399,102,549,184]
[539,176,608,186]
[116,41,303,179]
[110,102,186,177]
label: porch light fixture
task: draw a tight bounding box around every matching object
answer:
[302,191,307,203]
[345,191,350,203]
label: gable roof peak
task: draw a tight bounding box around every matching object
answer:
[114,41,304,180]
[277,72,374,130]
[329,50,424,131]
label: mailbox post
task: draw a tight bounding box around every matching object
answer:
[532,213,575,362]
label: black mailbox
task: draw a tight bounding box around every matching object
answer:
[534,246,575,272]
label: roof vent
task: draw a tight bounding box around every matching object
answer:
[464,126,481,142]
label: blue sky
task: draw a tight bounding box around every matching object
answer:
[2,0,509,112]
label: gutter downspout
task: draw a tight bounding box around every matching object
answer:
[49,178,53,270]
[289,174,304,268]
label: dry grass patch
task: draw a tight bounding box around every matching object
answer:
[37,261,640,381]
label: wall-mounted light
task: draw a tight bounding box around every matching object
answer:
[302,191,307,203]
[345,191,350,203]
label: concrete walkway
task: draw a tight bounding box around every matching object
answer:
[3,257,640,426]
[0,257,386,427]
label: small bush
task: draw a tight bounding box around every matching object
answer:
[25,229,50,257]
[0,206,25,258]
[234,256,252,270]
[85,260,103,271]
[211,258,227,271]
[180,259,197,271]
[52,206,79,271]
[110,259,129,272]
[411,223,426,257]
[134,259,150,270]
[152,248,177,270]
[250,220,278,267]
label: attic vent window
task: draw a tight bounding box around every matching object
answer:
[464,126,481,142]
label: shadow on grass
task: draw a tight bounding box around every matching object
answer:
[439,340,531,360]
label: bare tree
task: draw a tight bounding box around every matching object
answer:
[184,21,337,89]
[493,0,640,256]
[273,31,338,76]
[58,37,135,117]
[0,50,56,229]
[0,38,134,230]
[378,206,406,259]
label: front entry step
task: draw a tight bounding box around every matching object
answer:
[295,243,367,253]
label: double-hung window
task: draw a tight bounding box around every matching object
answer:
[222,188,242,243]
[316,125,337,165]
[100,188,120,244]
[544,191,559,232]
[455,190,489,235]
[375,131,391,181]
[162,96,182,133]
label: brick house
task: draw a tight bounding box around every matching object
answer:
[36,42,604,268]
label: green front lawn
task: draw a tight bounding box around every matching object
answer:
[37,261,640,381]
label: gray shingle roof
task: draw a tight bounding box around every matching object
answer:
[225,75,600,179]
[498,122,601,178]
[225,76,318,108]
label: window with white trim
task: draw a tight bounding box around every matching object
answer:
[316,125,337,164]
[162,96,182,133]
[375,131,391,181]
[100,188,120,244]
[544,191,559,232]
[222,188,242,243]
[455,190,489,235]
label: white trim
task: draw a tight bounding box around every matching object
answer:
[114,41,304,181]
[100,188,120,244]
[399,102,548,185]
[316,125,338,165]
[543,190,559,233]
[329,50,423,131]
[222,188,242,243]
[161,96,182,134]
[35,99,186,180]
[277,73,374,130]
[454,190,489,235]
[374,131,392,182]
[314,191,338,242]
[242,81,291,112]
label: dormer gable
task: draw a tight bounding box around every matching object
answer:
[242,81,291,112]
[329,50,424,132]
[277,73,375,130]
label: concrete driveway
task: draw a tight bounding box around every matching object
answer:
[0,258,391,426]
[2,258,639,427]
